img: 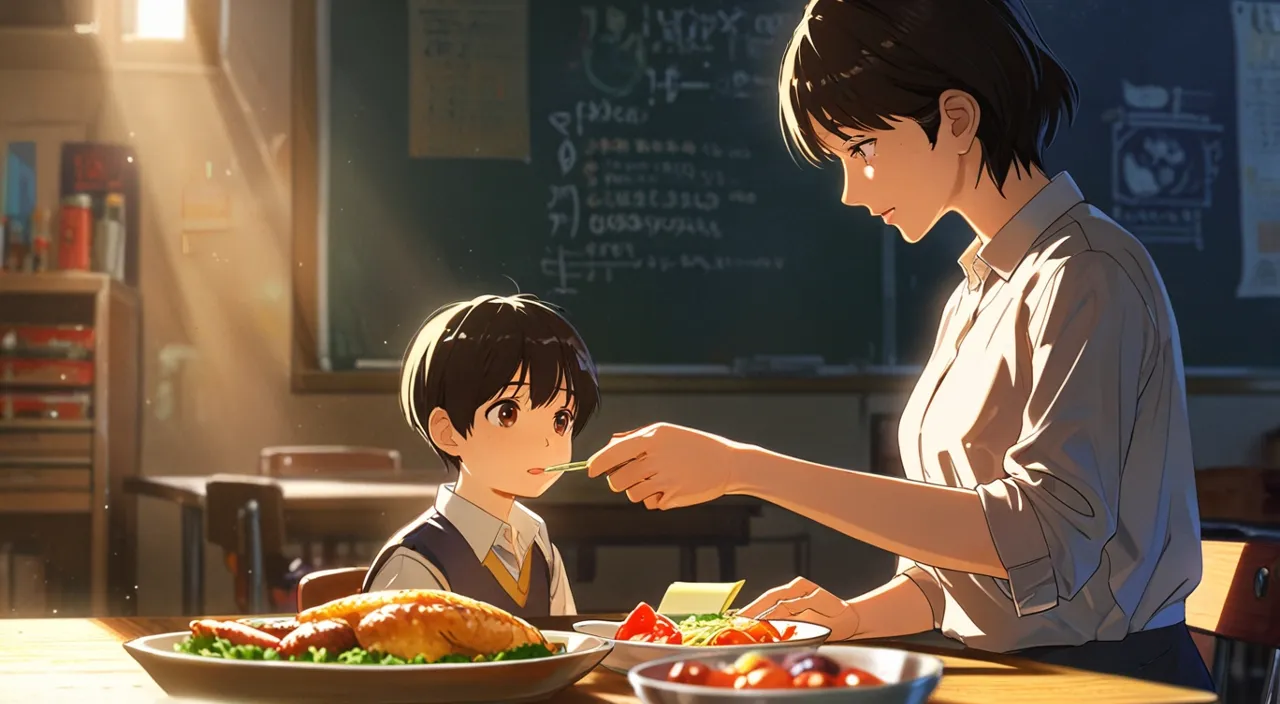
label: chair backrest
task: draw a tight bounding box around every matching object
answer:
[1187,539,1280,647]
[205,475,286,554]
[297,566,368,611]
[259,446,402,477]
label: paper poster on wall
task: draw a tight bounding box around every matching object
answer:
[408,0,530,160]
[1232,1,1280,298]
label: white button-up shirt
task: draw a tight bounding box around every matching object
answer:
[896,172,1201,652]
[365,483,577,615]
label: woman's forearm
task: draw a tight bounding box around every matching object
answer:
[728,445,1008,578]
[847,574,937,640]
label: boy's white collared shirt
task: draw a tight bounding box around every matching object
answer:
[365,483,577,615]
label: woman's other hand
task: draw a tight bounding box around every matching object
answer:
[585,423,747,509]
[737,577,860,641]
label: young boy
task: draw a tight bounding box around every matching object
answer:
[361,294,600,617]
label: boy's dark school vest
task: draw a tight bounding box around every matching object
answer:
[361,509,552,618]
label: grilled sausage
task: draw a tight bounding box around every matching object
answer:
[235,617,299,639]
[189,619,282,649]
[277,619,358,659]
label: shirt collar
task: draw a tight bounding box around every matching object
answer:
[434,482,548,561]
[957,172,1084,288]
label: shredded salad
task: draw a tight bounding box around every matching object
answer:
[613,602,797,646]
[175,634,555,665]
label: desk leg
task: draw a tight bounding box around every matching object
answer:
[717,544,736,582]
[679,546,697,582]
[181,505,205,616]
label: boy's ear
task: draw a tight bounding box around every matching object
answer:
[427,408,463,451]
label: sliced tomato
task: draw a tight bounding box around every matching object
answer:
[710,628,755,646]
[651,632,684,644]
[652,612,680,639]
[616,603,658,641]
[741,620,781,643]
[778,624,797,641]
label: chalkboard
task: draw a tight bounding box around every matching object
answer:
[320,0,1280,376]
[322,0,888,373]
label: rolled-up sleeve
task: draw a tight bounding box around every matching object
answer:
[976,252,1148,617]
[896,556,945,628]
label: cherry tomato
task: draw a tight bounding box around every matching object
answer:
[836,667,884,687]
[627,634,654,642]
[710,628,754,646]
[615,603,657,641]
[665,661,709,685]
[778,624,797,641]
[651,632,683,644]
[730,652,773,675]
[734,664,792,689]
[705,667,738,688]
[793,671,836,688]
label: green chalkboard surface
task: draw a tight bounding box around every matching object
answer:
[323,0,890,373]
[322,0,1280,376]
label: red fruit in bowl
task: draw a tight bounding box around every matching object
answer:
[793,671,836,688]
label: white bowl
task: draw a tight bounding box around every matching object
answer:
[573,618,831,675]
[628,644,944,704]
[124,629,611,703]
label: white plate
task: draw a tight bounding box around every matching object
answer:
[573,618,831,675]
[123,629,611,703]
[628,644,944,704]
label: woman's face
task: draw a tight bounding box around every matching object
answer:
[811,112,963,243]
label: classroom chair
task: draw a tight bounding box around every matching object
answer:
[297,566,368,611]
[1188,539,1280,703]
[258,445,403,566]
[206,476,311,614]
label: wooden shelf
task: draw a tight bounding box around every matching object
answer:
[0,420,93,432]
[0,491,91,514]
[0,272,140,617]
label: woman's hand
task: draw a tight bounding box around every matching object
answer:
[737,577,860,641]
[585,423,748,509]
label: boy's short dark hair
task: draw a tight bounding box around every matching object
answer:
[399,294,601,471]
[779,0,1079,191]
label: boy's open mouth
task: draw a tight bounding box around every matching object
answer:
[526,467,545,475]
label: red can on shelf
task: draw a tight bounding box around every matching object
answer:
[58,194,94,271]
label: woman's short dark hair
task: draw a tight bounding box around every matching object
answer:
[779,0,1079,191]
[399,294,601,471]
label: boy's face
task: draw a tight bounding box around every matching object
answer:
[452,371,575,498]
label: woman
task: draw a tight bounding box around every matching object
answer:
[586,0,1213,691]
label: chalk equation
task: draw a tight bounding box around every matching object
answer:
[579,3,793,103]
[1109,81,1223,249]
[541,243,784,294]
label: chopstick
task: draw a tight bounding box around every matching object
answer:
[543,453,646,475]
[542,461,589,473]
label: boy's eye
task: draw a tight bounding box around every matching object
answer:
[553,410,573,436]
[486,401,519,428]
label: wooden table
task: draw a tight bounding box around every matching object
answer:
[0,616,1218,703]
[125,475,766,616]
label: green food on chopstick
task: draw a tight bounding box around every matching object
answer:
[174,635,556,665]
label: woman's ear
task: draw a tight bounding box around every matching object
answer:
[938,89,981,156]
[428,408,463,452]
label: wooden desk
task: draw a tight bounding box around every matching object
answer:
[0,616,1218,703]
[125,475,764,616]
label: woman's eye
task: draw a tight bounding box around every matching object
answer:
[486,401,519,428]
[553,410,573,436]
[848,140,876,161]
